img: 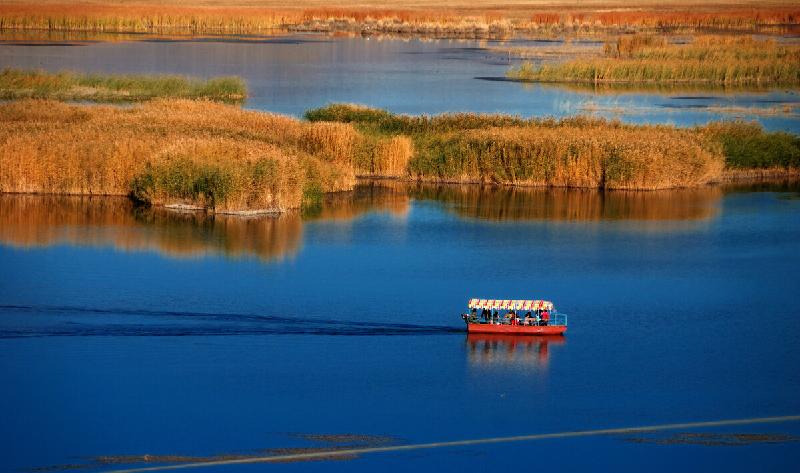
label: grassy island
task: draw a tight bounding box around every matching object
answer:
[508,35,800,87]
[0,99,358,212]
[0,68,247,103]
[307,104,796,188]
[1,99,798,213]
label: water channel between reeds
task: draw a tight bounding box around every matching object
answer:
[1,33,798,132]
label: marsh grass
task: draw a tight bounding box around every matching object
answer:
[1,3,798,37]
[704,122,800,169]
[508,35,800,86]
[307,104,726,189]
[3,100,796,208]
[0,99,356,212]
[0,68,247,103]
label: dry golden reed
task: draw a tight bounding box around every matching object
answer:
[307,104,728,190]
[0,99,359,212]
[414,125,723,190]
[509,34,800,86]
[0,2,797,38]
[356,136,413,177]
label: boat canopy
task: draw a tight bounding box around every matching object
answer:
[468,299,553,311]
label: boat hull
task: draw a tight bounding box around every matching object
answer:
[466,322,566,336]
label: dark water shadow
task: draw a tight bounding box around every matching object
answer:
[0,304,462,339]
[620,432,799,446]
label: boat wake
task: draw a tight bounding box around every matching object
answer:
[0,304,463,338]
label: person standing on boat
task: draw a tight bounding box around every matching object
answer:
[541,309,550,326]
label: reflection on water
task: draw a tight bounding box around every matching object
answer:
[0,182,741,260]
[0,195,302,261]
[467,334,565,369]
[313,181,410,221]
[410,183,721,225]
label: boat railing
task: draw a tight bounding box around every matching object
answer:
[464,313,568,326]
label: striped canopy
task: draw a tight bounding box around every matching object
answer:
[468,299,553,311]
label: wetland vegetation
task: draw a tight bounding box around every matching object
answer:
[0,1,798,38]
[1,97,798,213]
[0,68,246,103]
[508,34,800,86]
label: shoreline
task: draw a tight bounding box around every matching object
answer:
[2,171,797,217]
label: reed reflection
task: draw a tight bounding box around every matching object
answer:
[0,182,770,260]
[0,195,302,261]
[466,334,565,369]
[409,183,721,227]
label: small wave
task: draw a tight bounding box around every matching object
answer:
[0,304,463,338]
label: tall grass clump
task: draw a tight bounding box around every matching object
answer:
[307,104,725,189]
[0,99,355,212]
[0,68,247,103]
[509,34,800,86]
[703,122,800,169]
[411,126,722,190]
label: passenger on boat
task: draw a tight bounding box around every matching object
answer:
[524,312,533,325]
[493,311,499,324]
[541,309,550,326]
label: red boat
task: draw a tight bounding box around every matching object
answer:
[461,298,567,336]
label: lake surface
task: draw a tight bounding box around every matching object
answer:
[1,34,799,132]
[1,181,800,472]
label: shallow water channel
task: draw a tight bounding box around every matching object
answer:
[1,34,799,131]
[1,181,800,471]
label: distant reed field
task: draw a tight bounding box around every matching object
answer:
[508,35,800,86]
[0,2,797,38]
[0,68,246,103]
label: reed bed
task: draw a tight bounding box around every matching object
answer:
[0,99,361,212]
[0,68,247,103]
[508,35,800,86]
[307,104,725,189]
[1,3,797,38]
[703,122,800,169]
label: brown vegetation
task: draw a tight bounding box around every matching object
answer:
[509,34,800,86]
[0,68,247,103]
[0,2,797,38]
[0,99,360,212]
[307,104,726,190]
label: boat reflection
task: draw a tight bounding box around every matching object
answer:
[466,333,565,368]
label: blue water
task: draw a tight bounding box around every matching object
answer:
[1,34,798,132]
[1,183,799,471]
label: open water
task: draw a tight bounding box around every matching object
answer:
[1,181,800,471]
